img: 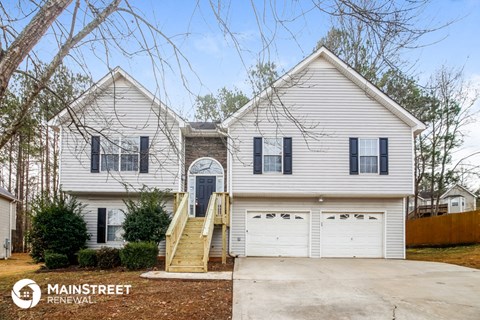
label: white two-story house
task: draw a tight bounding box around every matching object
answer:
[49,47,424,271]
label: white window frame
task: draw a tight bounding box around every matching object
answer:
[263,137,283,173]
[358,138,379,174]
[106,209,125,242]
[101,137,140,172]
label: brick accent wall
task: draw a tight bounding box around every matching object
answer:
[184,136,228,191]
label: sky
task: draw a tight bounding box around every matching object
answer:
[5,0,480,186]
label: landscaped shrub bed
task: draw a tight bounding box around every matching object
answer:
[120,242,159,270]
[78,249,97,267]
[96,247,121,269]
[44,251,69,269]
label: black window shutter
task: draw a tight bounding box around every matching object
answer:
[97,208,106,243]
[379,138,389,175]
[349,138,359,175]
[253,137,262,174]
[139,136,149,173]
[283,137,292,174]
[91,136,100,173]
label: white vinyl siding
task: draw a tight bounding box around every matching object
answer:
[0,198,14,259]
[228,57,413,197]
[230,197,405,259]
[59,77,181,193]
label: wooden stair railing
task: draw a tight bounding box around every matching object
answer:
[200,193,218,272]
[165,192,189,272]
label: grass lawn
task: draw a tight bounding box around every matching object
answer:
[407,244,480,269]
[0,254,232,320]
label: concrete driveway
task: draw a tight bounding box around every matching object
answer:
[233,258,480,320]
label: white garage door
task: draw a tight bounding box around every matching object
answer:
[321,213,383,258]
[246,212,309,257]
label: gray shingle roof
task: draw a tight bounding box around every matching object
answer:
[189,122,218,130]
[0,186,16,201]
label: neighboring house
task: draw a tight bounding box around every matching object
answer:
[440,184,477,213]
[408,184,477,217]
[49,47,425,265]
[0,187,16,259]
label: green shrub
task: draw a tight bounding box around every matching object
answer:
[120,242,159,270]
[122,187,171,245]
[44,251,69,269]
[30,192,89,263]
[96,247,121,269]
[78,249,97,268]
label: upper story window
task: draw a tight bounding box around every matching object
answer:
[263,138,282,173]
[101,137,139,172]
[121,137,139,171]
[359,138,378,174]
[349,137,388,175]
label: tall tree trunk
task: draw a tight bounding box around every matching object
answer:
[8,139,13,192]
[13,134,25,252]
[45,124,51,194]
[52,129,59,195]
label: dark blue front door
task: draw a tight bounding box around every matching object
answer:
[195,176,216,217]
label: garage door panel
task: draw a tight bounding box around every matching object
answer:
[246,212,310,257]
[321,213,384,258]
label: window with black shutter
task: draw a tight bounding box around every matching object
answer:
[139,136,149,173]
[349,138,359,175]
[253,137,262,174]
[283,137,292,174]
[379,138,389,175]
[97,208,106,243]
[91,136,100,173]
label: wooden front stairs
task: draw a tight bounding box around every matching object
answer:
[168,218,205,272]
[165,192,230,273]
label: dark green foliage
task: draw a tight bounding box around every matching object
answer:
[44,251,69,269]
[78,249,97,268]
[122,187,172,245]
[96,247,121,269]
[194,87,249,121]
[29,192,89,263]
[120,242,159,270]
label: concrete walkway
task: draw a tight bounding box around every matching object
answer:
[233,258,480,320]
[141,270,232,280]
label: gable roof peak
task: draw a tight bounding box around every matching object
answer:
[48,67,186,127]
[221,46,425,134]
